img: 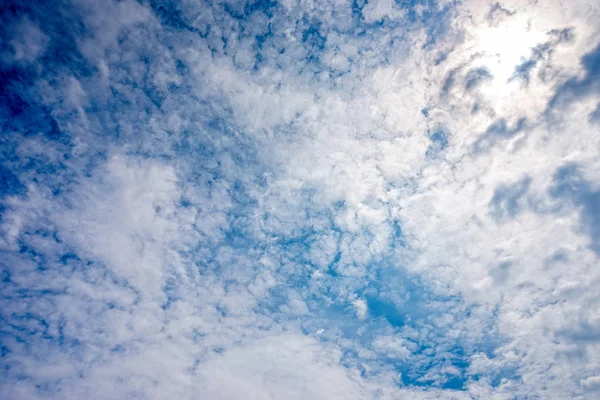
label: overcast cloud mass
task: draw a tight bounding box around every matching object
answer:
[1,0,600,398]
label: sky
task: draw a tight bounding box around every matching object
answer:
[1,0,600,399]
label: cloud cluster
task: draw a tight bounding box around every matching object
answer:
[1,0,600,399]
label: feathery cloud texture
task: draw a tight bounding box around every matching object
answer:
[1,0,600,399]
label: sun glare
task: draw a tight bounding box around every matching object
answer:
[467,14,547,106]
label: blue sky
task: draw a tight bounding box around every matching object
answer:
[1,0,600,399]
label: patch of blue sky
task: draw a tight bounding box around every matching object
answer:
[426,127,449,158]
[253,247,505,388]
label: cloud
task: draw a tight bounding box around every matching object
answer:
[549,163,600,255]
[548,41,600,110]
[486,3,515,27]
[488,176,531,221]
[581,375,600,392]
[196,334,367,400]
[3,17,48,64]
[465,67,493,91]
[1,0,600,399]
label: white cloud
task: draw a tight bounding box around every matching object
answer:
[581,375,600,392]
[196,334,367,400]
[362,0,405,24]
[2,0,600,398]
[353,298,368,320]
[7,17,48,63]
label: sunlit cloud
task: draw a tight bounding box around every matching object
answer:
[1,0,600,399]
